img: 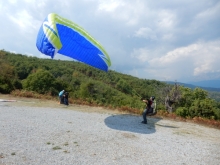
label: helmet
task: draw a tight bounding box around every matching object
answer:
[151,96,155,100]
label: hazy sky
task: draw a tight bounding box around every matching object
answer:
[0,0,220,83]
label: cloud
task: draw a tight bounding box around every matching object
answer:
[0,0,219,83]
[131,48,152,63]
[97,0,147,26]
[8,10,38,32]
[134,27,157,40]
[131,40,220,81]
[193,41,220,77]
[196,2,220,21]
[98,0,124,12]
[157,10,177,30]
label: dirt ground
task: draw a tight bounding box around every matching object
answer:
[0,94,220,164]
[0,94,135,115]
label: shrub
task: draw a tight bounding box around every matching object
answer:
[23,69,56,94]
[0,77,14,94]
[213,108,220,120]
[175,107,188,117]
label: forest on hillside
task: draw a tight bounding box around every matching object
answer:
[0,50,220,120]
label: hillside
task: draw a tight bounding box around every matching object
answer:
[1,50,220,122]
[164,81,220,92]
[0,50,167,111]
[165,81,220,101]
[188,80,220,88]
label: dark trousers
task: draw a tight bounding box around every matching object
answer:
[142,108,153,123]
[64,98,68,105]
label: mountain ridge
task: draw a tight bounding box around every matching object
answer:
[164,81,220,92]
[187,80,220,88]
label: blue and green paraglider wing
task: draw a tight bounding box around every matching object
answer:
[36,13,111,71]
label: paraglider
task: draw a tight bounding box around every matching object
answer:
[36,13,111,71]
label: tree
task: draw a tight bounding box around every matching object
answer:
[162,83,182,113]
[79,82,96,99]
[193,87,208,100]
[116,79,132,94]
[23,69,56,94]
[0,61,20,93]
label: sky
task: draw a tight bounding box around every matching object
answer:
[0,0,220,83]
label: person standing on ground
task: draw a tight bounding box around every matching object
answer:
[141,96,155,124]
[58,90,65,104]
[63,92,69,106]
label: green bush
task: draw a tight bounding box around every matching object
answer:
[184,99,217,119]
[156,103,166,111]
[23,69,56,94]
[213,108,220,120]
[175,107,188,117]
[0,60,19,94]
[0,76,15,94]
[79,82,95,99]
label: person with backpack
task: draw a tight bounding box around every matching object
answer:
[63,92,69,106]
[141,96,156,124]
[58,90,65,104]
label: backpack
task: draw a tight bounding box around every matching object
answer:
[148,100,157,116]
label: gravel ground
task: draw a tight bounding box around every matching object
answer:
[0,97,220,165]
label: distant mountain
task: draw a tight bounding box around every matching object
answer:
[164,81,220,92]
[187,80,220,88]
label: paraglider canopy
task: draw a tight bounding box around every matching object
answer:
[36,13,111,71]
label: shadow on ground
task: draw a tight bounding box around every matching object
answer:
[104,114,163,134]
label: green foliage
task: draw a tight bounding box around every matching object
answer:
[1,50,220,120]
[116,79,132,94]
[0,56,21,93]
[79,82,96,99]
[161,83,220,120]
[189,99,215,118]
[0,81,14,94]
[173,87,220,119]
[156,103,166,111]
[193,88,208,99]
[213,108,220,120]
[178,87,194,107]
[23,69,56,94]
[175,107,188,117]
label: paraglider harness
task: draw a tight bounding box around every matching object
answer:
[143,98,157,116]
[147,100,157,116]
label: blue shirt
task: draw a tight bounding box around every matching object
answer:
[59,90,64,96]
